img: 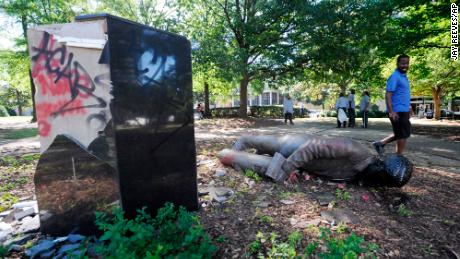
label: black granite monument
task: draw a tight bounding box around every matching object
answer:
[29,14,198,235]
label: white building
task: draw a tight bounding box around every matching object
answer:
[230,83,283,107]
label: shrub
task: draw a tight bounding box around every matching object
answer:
[69,203,216,258]
[0,105,9,117]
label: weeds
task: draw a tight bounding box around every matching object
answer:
[335,188,351,201]
[397,204,413,217]
[244,169,262,182]
[248,227,379,258]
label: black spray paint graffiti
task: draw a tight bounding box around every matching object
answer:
[31,32,107,118]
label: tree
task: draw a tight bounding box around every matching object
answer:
[0,50,31,115]
[95,0,182,32]
[0,0,84,120]
[200,0,303,117]
[411,49,460,120]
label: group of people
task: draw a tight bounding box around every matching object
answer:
[219,54,414,187]
[335,90,370,129]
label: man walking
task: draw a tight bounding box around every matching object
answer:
[373,54,411,155]
[360,91,370,128]
[283,95,294,125]
[335,93,348,128]
[348,89,356,127]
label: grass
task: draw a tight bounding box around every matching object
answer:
[2,128,38,139]
[397,204,413,217]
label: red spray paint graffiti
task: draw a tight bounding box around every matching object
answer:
[31,32,107,137]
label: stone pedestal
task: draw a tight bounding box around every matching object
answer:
[27,14,198,235]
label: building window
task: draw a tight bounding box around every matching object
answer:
[271,93,278,105]
[233,98,240,107]
[252,96,259,106]
[279,94,284,105]
[262,93,270,106]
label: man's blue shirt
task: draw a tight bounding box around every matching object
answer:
[386,69,411,112]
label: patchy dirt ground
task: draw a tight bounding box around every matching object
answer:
[194,118,460,258]
[1,117,459,258]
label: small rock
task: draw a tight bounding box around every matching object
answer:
[40,248,55,258]
[67,234,85,243]
[313,192,335,206]
[280,200,295,205]
[3,233,34,246]
[256,202,271,208]
[9,244,22,252]
[0,210,13,218]
[321,208,359,224]
[58,243,80,254]
[196,186,234,203]
[0,230,12,242]
[296,218,321,228]
[289,218,298,226]
[25,240,55,258]
[0,222,12,232]
[12,201,37,210]
[248,180,255,188]
[53,236,68,244]
[14,206,35,221]
[215,169,227,177]
[17,215,40,234]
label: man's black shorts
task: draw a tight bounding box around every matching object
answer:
[390,112,411,139]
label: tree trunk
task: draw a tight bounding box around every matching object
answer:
[21,16,37,122]
[204,81,211,118]
[29,69,37,121]
[15,89,23,116]
[432,87,442,120]
[238,73,249,118]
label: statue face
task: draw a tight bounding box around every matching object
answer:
[360,154,413,187]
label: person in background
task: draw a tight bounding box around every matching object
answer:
[373,54,412,155]
[360,91,370,128]
[196,103,204,119]
[283,96,294,125]
[348,89,356,127]
[335,93,348,128]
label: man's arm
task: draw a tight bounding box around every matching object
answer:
[386,92,398,120]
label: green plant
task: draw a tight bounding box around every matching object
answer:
[0,193,19,212]
[248,228,379,258]
[215,235,226,243]
[335,189,350,201]
[0,244,11,258]
[22,153,40,162]
[244,169,262,182]
[316,227,379,259]
[259,215,273,224]
[336,222,349,234]
[70,203,215,258]
[0,105,10,117]
[397,204,413,217]
[0,156,19,167]
[266,232,298,259]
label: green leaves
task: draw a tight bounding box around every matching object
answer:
[88,203,216,258]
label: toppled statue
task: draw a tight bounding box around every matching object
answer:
[218,135,413,187]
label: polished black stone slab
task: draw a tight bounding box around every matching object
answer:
[80,14,198,217]
[35,135,120,236]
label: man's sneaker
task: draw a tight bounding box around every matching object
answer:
[372,141,384,156]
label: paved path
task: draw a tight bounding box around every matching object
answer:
[1,116,459,173]
[0,117,40,155]
[195,118,460,174]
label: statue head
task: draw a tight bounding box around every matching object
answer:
[360,154,413,187]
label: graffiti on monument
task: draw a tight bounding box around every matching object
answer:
[30,28,112,151]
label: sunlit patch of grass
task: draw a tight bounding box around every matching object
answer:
[3,128,38,139]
